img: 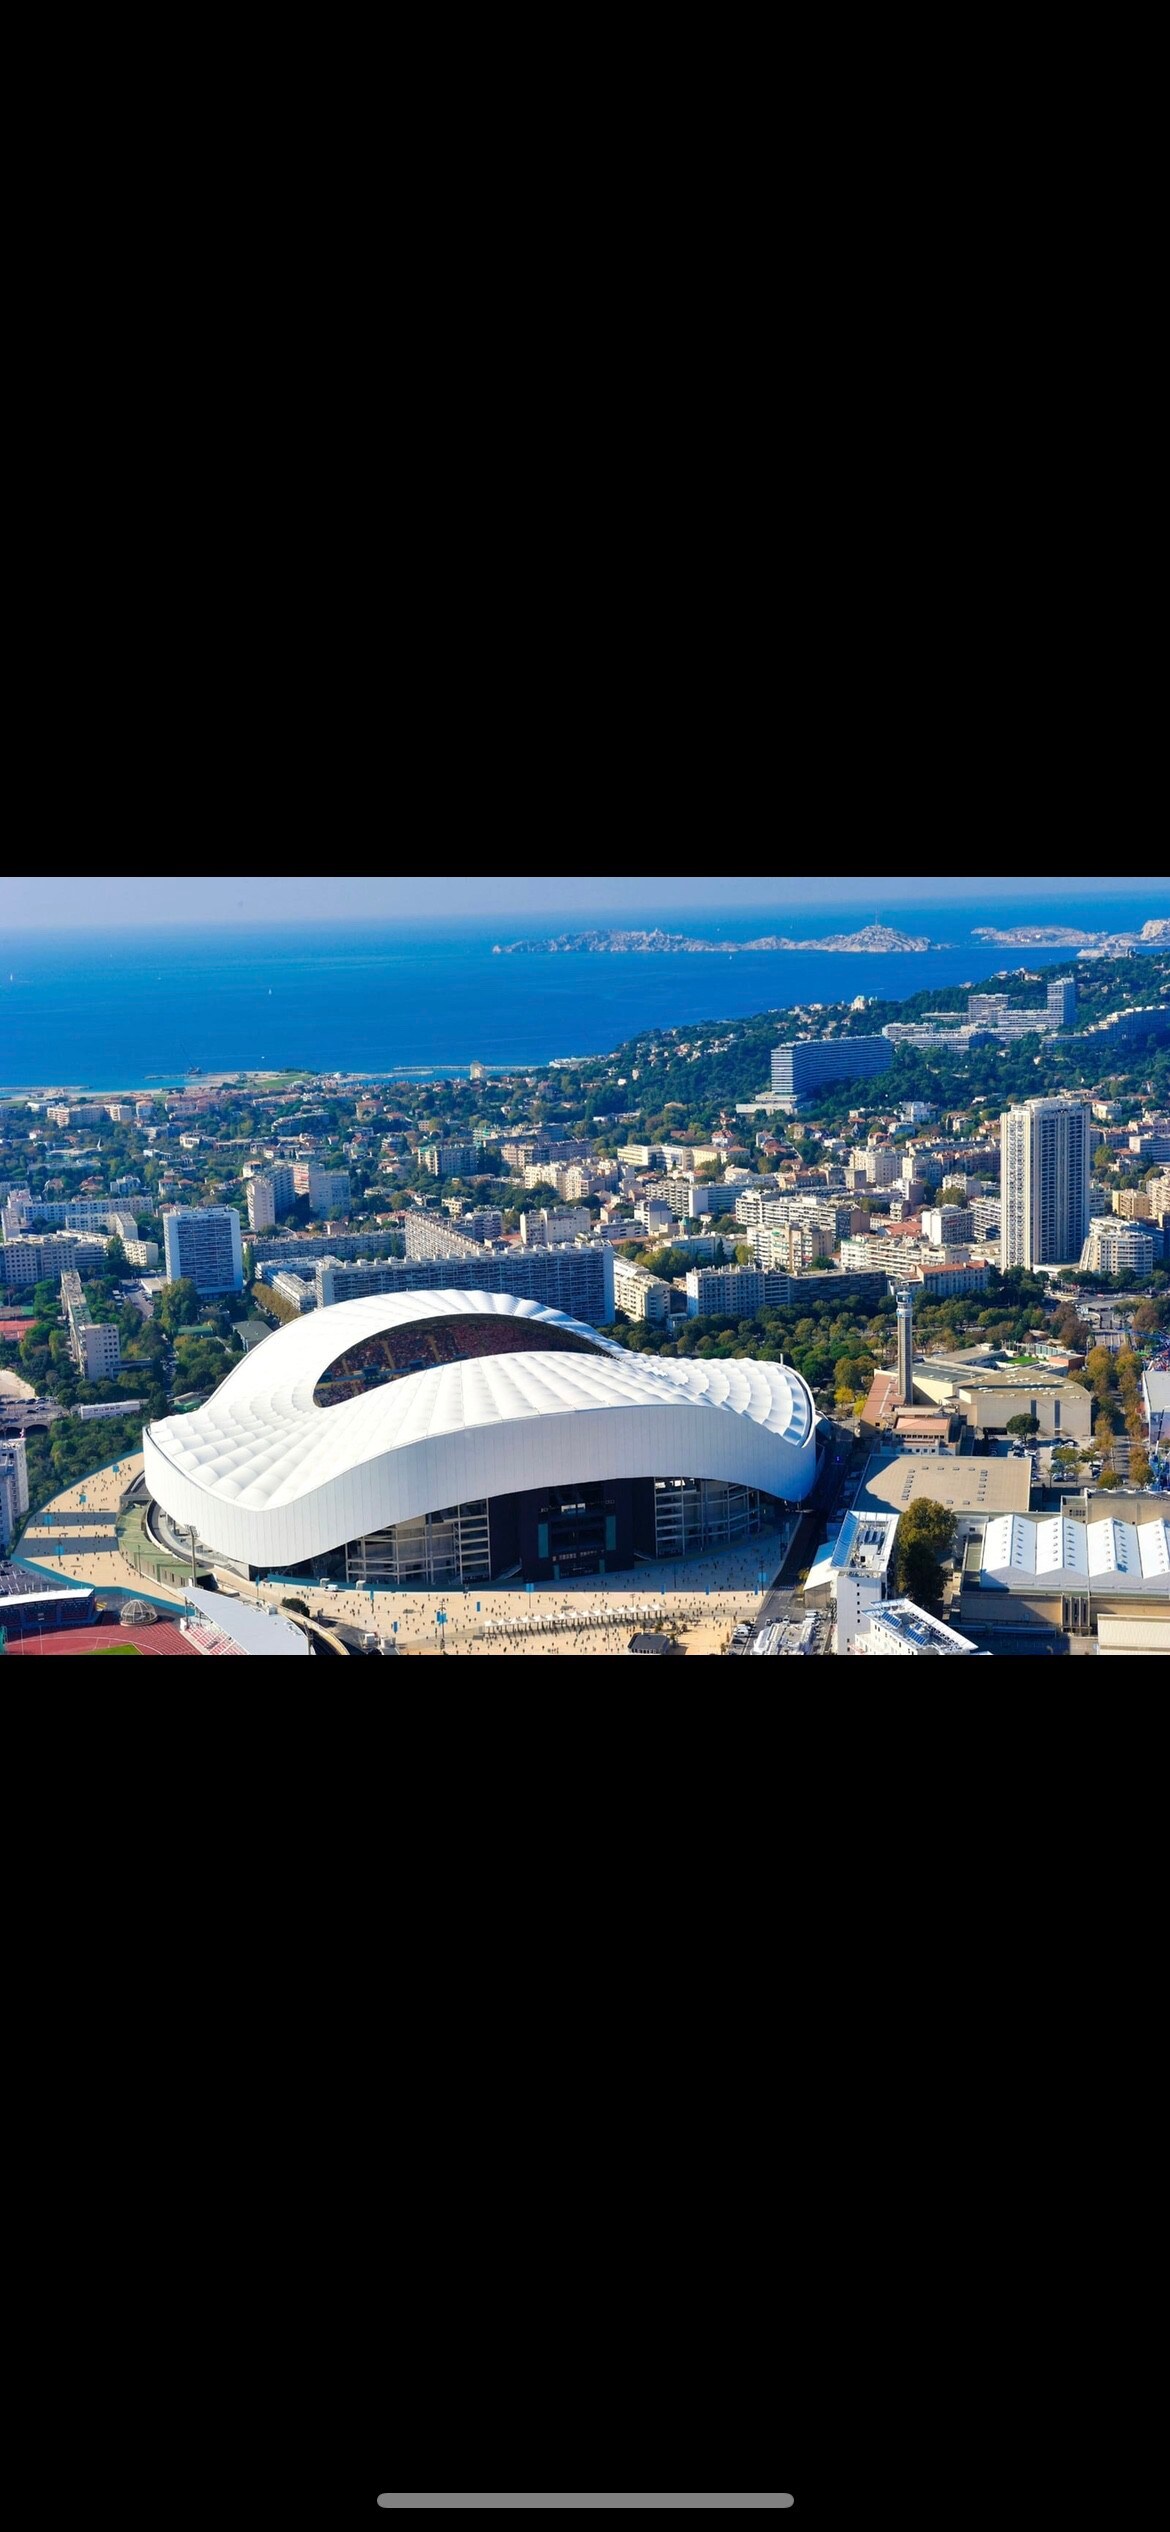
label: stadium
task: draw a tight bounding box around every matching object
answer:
[142,1290,819,1589]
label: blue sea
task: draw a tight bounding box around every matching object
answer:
[0,892,1163,1090]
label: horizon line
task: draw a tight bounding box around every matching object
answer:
[2,891,1162,937]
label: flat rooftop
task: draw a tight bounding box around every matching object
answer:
[917,1345,1082,1391]
[868,1600,979,1655]
[852,1451,1032,1519]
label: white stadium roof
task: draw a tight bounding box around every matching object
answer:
[144,1289,818,1571]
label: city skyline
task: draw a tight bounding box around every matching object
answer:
[0,874,1158,930]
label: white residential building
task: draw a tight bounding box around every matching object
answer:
[269,1272,318,1315]
[520,1208,593,1248]
[851,1143,902,1187]
[1001,1097,1092,1270]
[849,1600,979,1656]
[1078,1220,1156,1278]
[292,1164,352,1216]
[247,1175,278,1234]
[613,1258,672,1323]
[755,1221,832,1272]
[807,1511,900,1655]
[922,1206,975,1246]
[0,1434,30,1550]
[62,1271,122,1380]
[163,1206,244,1294]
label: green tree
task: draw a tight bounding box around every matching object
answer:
[104,1236,127,1275]
[895,1499,958,1605]
[1006,1413,1039,1439]
[155,1278,201,1334]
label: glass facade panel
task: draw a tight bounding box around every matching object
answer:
[652,1477,767,1558]
[345,1499,492,1588]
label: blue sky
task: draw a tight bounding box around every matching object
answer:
[0,874,1157,929]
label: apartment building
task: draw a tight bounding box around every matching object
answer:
[848,1601,979,1657]
[1079,1221,1156,1278]
[0,1435,30,1550]
[683,1177,740,1220]
[254,1235,402,1269]
[62,1272,121,1380]
[905,1261,991,1300]
[755,1221,832,1273]
[685,1264,888,1318]
[561,1164,615,1203]
[1001,1097,1092,1270]
[247,1175,278,1233]
[851,1143,902,1187]
[314,1244,615,1325]
[292,1163,352,1215]
[520,1208,593,1248]
[613,1258,672,1324]
[771,1038,894,1099]
[269,1272,318,1315]
[634,1201,676,1239]
[500,1139,593,1171]
[0,1233,107,1286]
[444,1206,504,1242]
[419,1142,484,1180]
[162,1206,244,1295]
[2,1200,140,1239]
[921,1206,975,1246]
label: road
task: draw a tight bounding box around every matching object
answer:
[736,1426,855,1655]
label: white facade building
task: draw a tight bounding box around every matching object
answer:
[1001,1097,1092,1270]
[613,1258,673,1324]
[62,1271,122,1380]
[849,1600,979,1655]
[520,1208,592,1248]
[247,1175,278,1233]
[922,1206,975,1246]
[806,1511,900,1654]
[163,1206,244,1294]
[979,1514,1170,1597]
[1078,1220,1156,1278]
[291,1164,352,1215]
[0,1434,30,1550]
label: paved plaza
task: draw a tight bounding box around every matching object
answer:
[17,1458,791,1655]
[256,1527,793,1658]
[18,1456,188,1610]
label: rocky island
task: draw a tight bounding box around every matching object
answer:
[494,922,938,956]
[973,915,1169,952]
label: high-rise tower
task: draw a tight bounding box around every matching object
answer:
[1000,1097,1092,1271]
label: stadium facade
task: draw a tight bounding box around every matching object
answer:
[143,1290,819,1589]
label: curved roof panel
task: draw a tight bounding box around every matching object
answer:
[144,1289,818,1568]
